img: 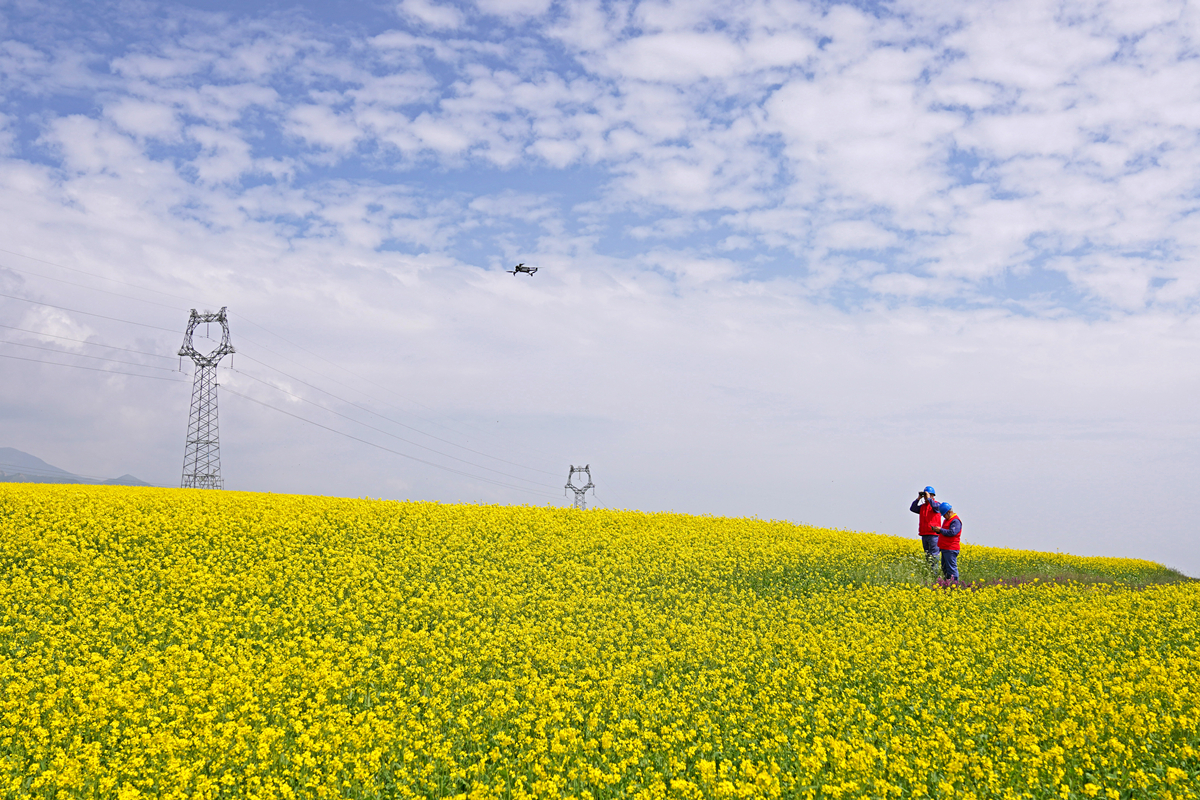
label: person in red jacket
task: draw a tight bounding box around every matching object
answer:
[909,485,941,573]
[931,503,962,582]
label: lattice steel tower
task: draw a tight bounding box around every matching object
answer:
[179,307,234,489]
[565,464,594,509]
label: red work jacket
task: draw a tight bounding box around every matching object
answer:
[918,502,942,536]
[938,513,962,552]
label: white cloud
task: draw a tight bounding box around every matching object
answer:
[527,137,582,168]
[0,113,14,155]
[473,0,553,18]
[0,40,54,92]
[397,0,465,30]
[188,125,255,184]
[18,307,97,346]
[350,72,438,107]
[208,30,319,81]
[869,272,938,298]
[286,104,362,152]
[605,32,747,82]
[105,98,180,139]
[816,220,898,251]
[644,250,744,284]
[112,52,206,81]
[44,116,155,176]
[1050,253,1162,310]
[407,111,474,155]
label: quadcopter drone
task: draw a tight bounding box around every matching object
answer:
[507,263,538,276]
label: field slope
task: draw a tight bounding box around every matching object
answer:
[0,485,1196,799]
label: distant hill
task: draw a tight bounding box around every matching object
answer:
[0,447,152,486]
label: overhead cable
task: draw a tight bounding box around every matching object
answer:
[228,365,560,490]
[0,260,184,311]
[3,269,561,481]
[0,323,176,359]
[222,386,561,500]
[233,311,561,463]
[1,247,560,468]
[0,351,187,382]
[0,461,169,488]
[233,352,559,477]
[0,247,564,476]
[0,291,178,332]
[232,331,545,465]
[0,247,198,305]
[0,338,181,372]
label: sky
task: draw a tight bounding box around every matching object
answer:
[1,0,1198,576]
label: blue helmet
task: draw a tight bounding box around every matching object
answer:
[938,503,952,514]
[924,486,936,494]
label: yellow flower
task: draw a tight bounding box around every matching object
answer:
[0,484,1194,800]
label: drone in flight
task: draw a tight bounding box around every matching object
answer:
[507,263,538,276]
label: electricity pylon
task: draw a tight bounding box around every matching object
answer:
[565,464,594,509]
[179,307,234,489]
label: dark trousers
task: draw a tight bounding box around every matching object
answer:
[920,534,940,572]
[941,549,959,581]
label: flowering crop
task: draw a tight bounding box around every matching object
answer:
[0,485,1196,799]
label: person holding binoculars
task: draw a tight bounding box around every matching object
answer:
[909,485,941,573]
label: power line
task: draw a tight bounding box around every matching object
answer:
[0,323,175,358]
[0,247,566,477]
[233,308,461,422]
[0,351,187,382]
[227,365,560,490]
[0,338,181,372]
[222,386,562,499]
[234,309,562,462]
[232,352,560,478]
[4,269,562,481]
[0,462,73,478]
[0,461,168,488]
[0,252,579,500]
[0,291,178,332]
[1,247,564,469]
[0,260,185,311]
[589,492,619,510]
[0,247,199,305]
[232,330,545,464]
[3,311,557,498]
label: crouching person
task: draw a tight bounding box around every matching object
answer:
[931,503,962,582]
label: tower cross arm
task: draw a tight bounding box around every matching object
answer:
[179,307,235,365]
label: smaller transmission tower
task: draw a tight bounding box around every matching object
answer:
[179,307,234,489]
[565,464,594,509]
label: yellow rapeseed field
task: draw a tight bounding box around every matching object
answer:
[0,484,1196,799]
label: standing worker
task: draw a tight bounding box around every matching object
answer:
[931,503,962,582]
[909,486,941,573]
